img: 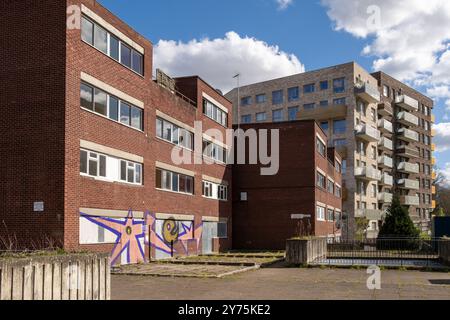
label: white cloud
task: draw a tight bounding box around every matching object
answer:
[276,0,293,10]
[438,163,450,186]
[153,31,304,92]
[321,0,450,83]
[433,122,450,152]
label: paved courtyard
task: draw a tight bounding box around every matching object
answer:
[112,265,450,300]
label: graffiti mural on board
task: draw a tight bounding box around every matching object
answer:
[145,212,203,260]
[80,210,146,266]
[80,210,203,265]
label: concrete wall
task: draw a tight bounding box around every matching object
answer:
[438,239,450,266]
[0,253,110,300]
[285,238,327,265]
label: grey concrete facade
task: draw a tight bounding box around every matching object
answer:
[225,62,434,238]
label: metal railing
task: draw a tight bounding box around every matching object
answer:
[314,238,446,267]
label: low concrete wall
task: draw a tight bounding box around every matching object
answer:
[0,253,110,300]
[286,238,327,265]
[438,239,450,266]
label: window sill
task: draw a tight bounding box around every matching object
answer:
[202,196,228,202]
[81,39,145,79]
[80,174,143,187]
[81,107,145,133]
[155,188,194,197]
[155,136,194,153]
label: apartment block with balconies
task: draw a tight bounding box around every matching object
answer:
[225,62,435,238]
[226,62,383,239]
[372,72,434,233]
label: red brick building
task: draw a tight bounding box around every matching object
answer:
[232,121,343,250]
[0,0,232,264]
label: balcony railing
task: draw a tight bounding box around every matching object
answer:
[400,195,420,206]
[397,111,419,127]
[378,155,393,168]
[397,162,420,174]
[378,192,393,204]
[397,179,420,190]
[432,186,436,194]
[397,128,419,143]
[395,94,419,111]
[380,173,394,186]
[355,166,381,181]
[431,144,436,152]
[378,137,393,151]
[377,102,393,116]
[355,209,383,220]
[378,119,393,133]
[396,145,419,158]
[355,124,380,142]
[355,82,381,103]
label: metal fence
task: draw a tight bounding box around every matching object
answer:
[313,238,445,267]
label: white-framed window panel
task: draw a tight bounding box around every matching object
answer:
[80,149,143,186]
[316,206,326,221]
[120,160,142,185]
[156,117,194,150]
[80,149,106,178]
[80,82,143,131]
[202,180,228,201]
[81,15,144,76]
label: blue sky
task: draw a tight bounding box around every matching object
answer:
[98,0,450,174]
[99,0,373,70]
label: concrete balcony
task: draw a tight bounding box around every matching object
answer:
[397,128,419,143]
[355,124,380,142]
[355,82,381,103]
[432,186,436,194]
[355,209,383,220]
[378,102,393,116]
[431,157,436,165]
[395,94,419,112]
[355,166,381,181]
[298,103,347,122]
[378,119,393,134]
[397,162,420,174]
[397,111,419,127]
[378,155,393,169]
[431,129,436,137]
[432,200,437,209]
[432,171,437,180]
[396,145,419,158]
[378,192,393,204]
[431,114,435,123]
[380,173,394,186]
[397,178,420,190]
[400,195,420,206]
[378,137,393,151]
[431,144,436,152]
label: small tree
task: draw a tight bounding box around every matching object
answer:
[378,195,420,239]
